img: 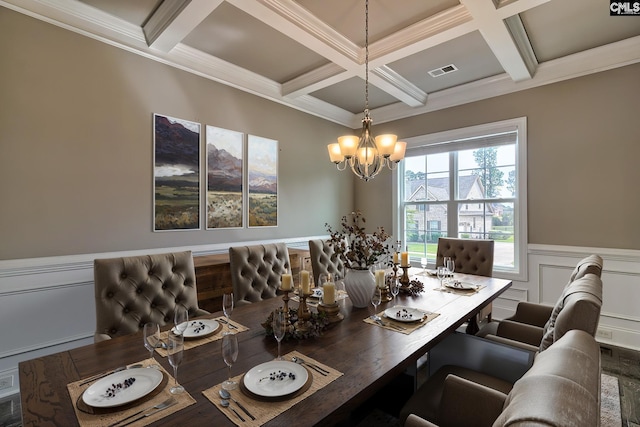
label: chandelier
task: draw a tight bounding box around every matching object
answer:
[327,0,406,182]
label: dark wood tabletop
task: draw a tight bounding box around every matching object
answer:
[19,271,511,426]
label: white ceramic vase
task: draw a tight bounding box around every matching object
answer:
[343,268,376,308]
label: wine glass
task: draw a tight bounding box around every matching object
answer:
[420,257,428,275]
[221,332,239,390]
[174,304,189,336]
[370,287,382,321]
[272,309,286,360]
[444,257,456,279]
[222,293,234,331]
[437,266,447,290]
[143,322,161,369]
[390,276,400,300]
[167,332,185,394]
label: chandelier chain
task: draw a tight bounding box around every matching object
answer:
[364,0,369,113]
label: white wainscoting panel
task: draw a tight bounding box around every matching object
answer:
[1,241,638,398]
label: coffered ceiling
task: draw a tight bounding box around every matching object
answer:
[2,0,639,127]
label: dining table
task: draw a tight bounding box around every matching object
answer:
[19,269,511,426]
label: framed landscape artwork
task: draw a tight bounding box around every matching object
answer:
[153,113,201,231]
[206,125,244,229]
[247,135,278,227]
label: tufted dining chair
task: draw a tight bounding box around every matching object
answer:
[435,237,495,277]
[93,251,209,343]
[228,243,291,306]
[481,255,604,352]
[308,239,345,286]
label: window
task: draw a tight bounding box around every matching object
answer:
[395,118,527,280]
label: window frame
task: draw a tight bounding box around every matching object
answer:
[392,117,528,282]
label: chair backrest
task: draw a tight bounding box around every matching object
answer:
[228,243,291,306]
[436,237,495,277]
[569,254,603,282]
[494,329,601,427]
[539,272,603,352]
[93,251,206,342]
[308,239,345,286]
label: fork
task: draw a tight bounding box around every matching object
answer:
[218,318,238,329]
[107,397,176,427]
[376,319,406,331]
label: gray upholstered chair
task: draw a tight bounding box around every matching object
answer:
[228,243,291,306]
[401,329,601,427]
[435,237,494,277]
[436,237,495,332]
[93,250,209,342]
[308,239,345,286]
[479,254,603,351]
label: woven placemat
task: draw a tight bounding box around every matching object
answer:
[203,350,343,427]
[67,359,195,427]
[363,310,439,334]
[156,316,249,357]
[433,284,486,296]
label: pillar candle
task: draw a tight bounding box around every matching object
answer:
[375,269,386,288]
[323,283,336,304]
[401,252,409,267]
[393,252,399,264]
[301,270,310,294]
[281,273,292,291]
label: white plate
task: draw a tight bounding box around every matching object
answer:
[243,360,308,397]
[445,281,477,290]
[82,368,163,408]
[173,319,220,338]
[384,306,427,323]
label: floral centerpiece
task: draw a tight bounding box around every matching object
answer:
[262,309,329,341]
[325,211,392,269]
[325,211,392,308]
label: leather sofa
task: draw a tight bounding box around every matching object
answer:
[402,329,601,427]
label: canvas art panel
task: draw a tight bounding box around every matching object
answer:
[153,113,201,231]
[206,126,244,229]
[247,135,278,227]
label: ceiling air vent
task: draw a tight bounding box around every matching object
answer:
[428,64,458,77]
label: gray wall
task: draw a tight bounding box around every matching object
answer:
[2,6,639,260]
[357,62,640,250]
[0,8,354,260]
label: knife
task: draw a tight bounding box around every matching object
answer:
[119,401,178,426]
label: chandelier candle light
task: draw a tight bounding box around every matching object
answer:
[327,0,406,181]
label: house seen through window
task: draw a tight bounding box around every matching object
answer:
[397,118,527,279]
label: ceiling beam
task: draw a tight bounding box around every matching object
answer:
[143,0,225,52]
[459,0,536,82]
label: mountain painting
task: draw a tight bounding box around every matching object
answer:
[248,135,278,227]
[206,126,243,229]
[153,114,200,231]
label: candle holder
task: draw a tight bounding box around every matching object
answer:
[281,290,294,333]
[295,291,312,333]
[399,265,411,289]
[317,302,343,323]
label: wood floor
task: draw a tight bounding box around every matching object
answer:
[2,343,638,427]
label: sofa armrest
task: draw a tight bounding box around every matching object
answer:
[495,319,544,347]
[405,414,439,427]
[484,334,539,353]
[438,374,507,427]
[507,302,553,327]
